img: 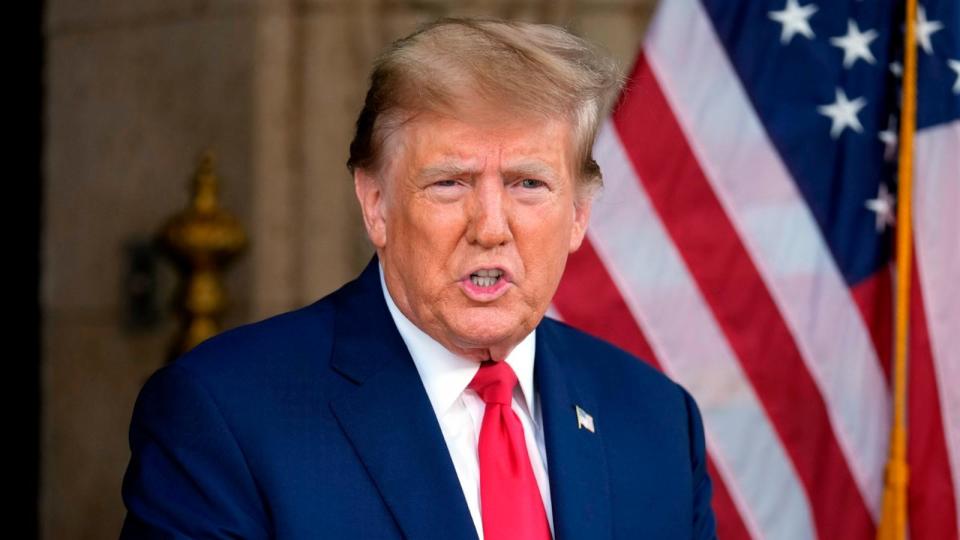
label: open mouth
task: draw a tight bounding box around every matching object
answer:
[469,268,504,288]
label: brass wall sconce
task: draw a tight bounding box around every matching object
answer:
[158,151,248,361]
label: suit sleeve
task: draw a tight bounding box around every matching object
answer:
[679,384,718,540]
[118,362,271,539]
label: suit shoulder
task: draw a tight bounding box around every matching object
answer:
[539,317,707,459]
[539,316,685,401]
[164,296,336,393]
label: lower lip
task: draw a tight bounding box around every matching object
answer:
[460,276,511,302]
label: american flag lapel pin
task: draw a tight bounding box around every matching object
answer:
[575,405,595,433]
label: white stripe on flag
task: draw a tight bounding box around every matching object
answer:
[914,120,960,534]
[644,0,890,516]
[589,122,817,540]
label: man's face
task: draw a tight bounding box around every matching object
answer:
[355,106,593,361]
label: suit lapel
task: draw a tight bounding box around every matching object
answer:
[327,255,613,540]
[328,255,478,540]
[535,320,613,540]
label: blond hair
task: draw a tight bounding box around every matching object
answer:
[346,17,623,198]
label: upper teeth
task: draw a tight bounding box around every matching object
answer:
[473,269,503,278]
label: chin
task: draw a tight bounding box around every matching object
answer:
[447,307,527,348]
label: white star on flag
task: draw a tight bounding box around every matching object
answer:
[949,59,960,94]
[818,88,867,139]
[878,115,898,161]
[830,19,878,68]
[769,0,819,45]
[916,6,944,55]
[865,183,896,232]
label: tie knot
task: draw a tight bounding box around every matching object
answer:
[468,360,518,406]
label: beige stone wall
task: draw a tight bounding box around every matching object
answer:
[42,1,656,538]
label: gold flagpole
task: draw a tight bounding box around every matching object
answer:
[877,0,917,537]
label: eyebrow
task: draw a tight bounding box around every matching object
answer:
[506,160,559,179]
[418,163,479,179]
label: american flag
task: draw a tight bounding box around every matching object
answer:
[551,0,959,537]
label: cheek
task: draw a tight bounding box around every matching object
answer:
[391,200,467,277]
[390,195,445,242]
[514,207,574,281]
[520,203,573,245]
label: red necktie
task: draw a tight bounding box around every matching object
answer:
[468,360,552,540]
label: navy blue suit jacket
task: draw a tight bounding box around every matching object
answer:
[119,254,717,539]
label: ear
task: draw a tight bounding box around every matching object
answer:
[568,193,593,252]
[354,168,388,249]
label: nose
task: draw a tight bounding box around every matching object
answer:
[466,177,512,248]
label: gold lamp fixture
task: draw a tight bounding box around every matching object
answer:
[158,151,248,360]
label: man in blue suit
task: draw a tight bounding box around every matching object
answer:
[120,17,716,540]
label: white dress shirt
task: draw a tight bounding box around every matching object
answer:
[378,263,554,540]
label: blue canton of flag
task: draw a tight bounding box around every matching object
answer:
[704,0,959,288]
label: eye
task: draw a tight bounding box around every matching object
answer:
[519,178,546,189]
[433,179,459,188]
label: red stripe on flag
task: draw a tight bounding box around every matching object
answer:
[613,54,875,539]
[850,267,894,384]
[908,258,959,540]
[554,239,753,540]
[554,240,656,361]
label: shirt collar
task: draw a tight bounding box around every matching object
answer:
[378,261,538,419]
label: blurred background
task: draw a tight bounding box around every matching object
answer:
[34,1,658,539]
[29,0,960,538]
